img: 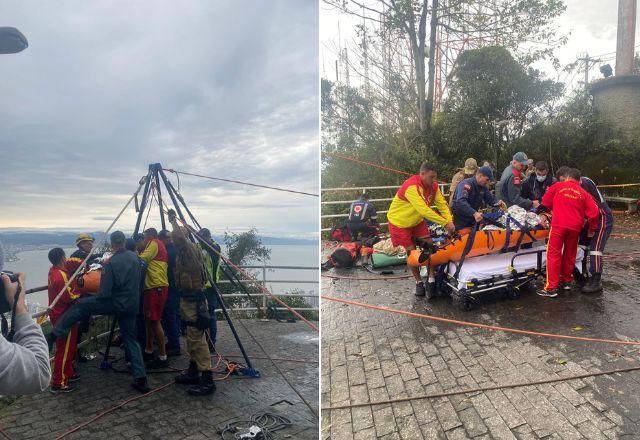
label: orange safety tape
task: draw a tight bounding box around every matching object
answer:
[321,295,640,346]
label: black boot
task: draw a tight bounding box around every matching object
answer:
[175,361,200,384]
[131,377,150,394]
[187,370,216,396]
[425,282,436,300]
[415,282,426,297]
[581,273,603,294]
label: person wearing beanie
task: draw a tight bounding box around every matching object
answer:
[451,166,506,232]
[51,231,150,393]
[449,158,478,206]
[496,152,540,210]
[0,241,52,395]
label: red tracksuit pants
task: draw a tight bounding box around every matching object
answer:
[52,320,78,387]
[545,226,580,291]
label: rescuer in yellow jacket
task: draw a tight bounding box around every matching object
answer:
[387,161,455,298]
[139,228,169,367]
[198,228,222,349]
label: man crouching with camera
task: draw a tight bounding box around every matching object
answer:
[0,244,52,395]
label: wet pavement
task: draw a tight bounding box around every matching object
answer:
[0,320,318,439]
[321,222,640,439]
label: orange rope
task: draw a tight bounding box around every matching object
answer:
[325,152,411,176]
[322,273,414,280]
[174,218,319,332]
[53,381,175,440]
[321,295,640,346]
[597,183,640,188]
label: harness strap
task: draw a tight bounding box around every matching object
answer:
[454,223,480,278]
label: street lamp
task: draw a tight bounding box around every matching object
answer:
[0,27,28,54]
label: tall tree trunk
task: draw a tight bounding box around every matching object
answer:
[425,0,438,131]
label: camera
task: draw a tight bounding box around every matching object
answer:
[0,271,19,314]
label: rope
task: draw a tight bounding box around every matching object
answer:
[171,216,318,332]
[324,152,411,176]
[321,295,640,346]
[52,381,174,440]
[322,365,640,411]
[610,233,640,240]
[322,273,414,280]
[597,183,640,188]
[32,179,146,319]
[163,169,318,197]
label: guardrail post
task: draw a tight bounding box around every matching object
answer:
[261,262,269,321]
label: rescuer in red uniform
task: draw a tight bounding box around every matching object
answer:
[47,248,81,393]
[538,168,600,297]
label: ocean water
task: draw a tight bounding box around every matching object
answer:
[5,245,319,308]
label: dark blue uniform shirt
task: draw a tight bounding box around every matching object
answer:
[452,177,499,229]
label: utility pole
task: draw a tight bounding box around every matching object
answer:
[616,0,637,75]
[578,53,601,87]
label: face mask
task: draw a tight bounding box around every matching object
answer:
[536,175,547,182]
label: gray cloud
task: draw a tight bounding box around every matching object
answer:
[1,0,319,238]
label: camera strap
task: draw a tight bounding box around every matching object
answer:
[2,282,22,342]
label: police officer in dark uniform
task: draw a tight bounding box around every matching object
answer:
[452,166,505,230]
[555,166,614,293]
[347,193,379,241]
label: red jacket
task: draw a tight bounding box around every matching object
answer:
[541,180,600,233]
[47,266,80,322]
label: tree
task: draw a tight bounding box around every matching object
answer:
[324,0,566,135]
[218,228,271,313]
[440,46,562,166]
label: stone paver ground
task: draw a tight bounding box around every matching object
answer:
[0,320,318,439]
[322,231,640,439]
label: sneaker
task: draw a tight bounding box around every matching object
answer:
[537,288,558,298]
[559,282,572,291]
[50,384,75,394]
[415,282,426,297]
[143,351,155,362]
[68,374,81,383]
[131,377,150,394]
[77,353,90,363]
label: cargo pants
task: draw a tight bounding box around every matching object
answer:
[180,295,212,371]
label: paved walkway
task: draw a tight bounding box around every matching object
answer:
[0,320,318,439]
[322,233,640,439]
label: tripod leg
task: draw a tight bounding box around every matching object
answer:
[212,286,258,376]
[100,317,118,369]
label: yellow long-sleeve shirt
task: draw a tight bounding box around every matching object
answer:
[139,238,169,290]
[387,175,452,228]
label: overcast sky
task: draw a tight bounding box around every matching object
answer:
[1,1,319,238]
[321,0,638,90]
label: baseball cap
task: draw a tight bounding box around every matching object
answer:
[478,165,495,181]
[463,158,478,174]
[513,152,528,165]
[110,231,126,244]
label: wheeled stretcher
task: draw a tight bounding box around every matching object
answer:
[433,243,587,311]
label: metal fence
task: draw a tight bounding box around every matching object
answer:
[218,264,319,312]
[321,184,449,232]
[26,263,319,321]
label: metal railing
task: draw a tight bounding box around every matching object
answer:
[25,264,319,320]
[321,184,449,231]
[219,264,319,312]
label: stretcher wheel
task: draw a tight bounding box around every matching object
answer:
[506,286,519,300]
[453,289,476,311]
